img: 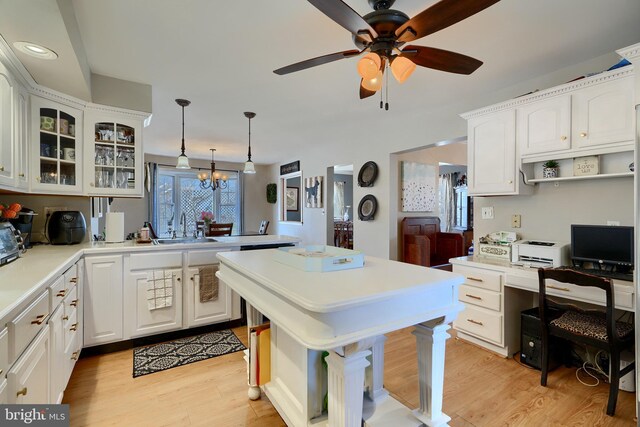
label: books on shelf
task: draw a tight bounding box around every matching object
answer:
[248,323,271,387]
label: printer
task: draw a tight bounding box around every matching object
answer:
[511,240,569,267]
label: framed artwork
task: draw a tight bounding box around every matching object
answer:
[401,161,436,212]
[304,176,323,208]
[286,187,299,211]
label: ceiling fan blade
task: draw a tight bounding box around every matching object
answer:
[359,80,377,99]
[400,45,483,75]
[395,0,500,43]
[307,0,378,39]
[274,49,361,75]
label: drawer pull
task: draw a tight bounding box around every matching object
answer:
[70,323,78,331]
[176,277,181,282]
[71,351,79,360]
[465,294,483,301]
[57,290,67,297]
[62,315,69,321]
[31,314,48,325]
[548,285,570,292]
[70,277,78,283]
[467,318,484,326]
[560,136,567,141]
[466,276,484,283]
[0,369,3,375]
[16,387,27,397]
[70,300,78,307]
[580,132,587,138]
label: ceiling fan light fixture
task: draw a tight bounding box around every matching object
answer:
[391,56,416,83]
[362,70,383,91]
[357,52,382,80]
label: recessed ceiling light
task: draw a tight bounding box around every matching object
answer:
[13,41,58,60]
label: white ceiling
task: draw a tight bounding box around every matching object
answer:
[2,0,640,164]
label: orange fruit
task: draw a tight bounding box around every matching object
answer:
[2,209,17,219]
[9,203,21,212]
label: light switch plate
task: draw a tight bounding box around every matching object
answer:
[481,207,494,219]
[511,214,521,228]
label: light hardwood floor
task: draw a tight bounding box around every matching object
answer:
[63,326,636,426]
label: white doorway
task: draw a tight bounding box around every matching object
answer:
[326,164,354,248]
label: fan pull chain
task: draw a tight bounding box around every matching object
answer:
[385,64,389,111]
[380,86,383,109]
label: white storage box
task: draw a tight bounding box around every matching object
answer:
[477,243,511,261]
[273,245,364,272]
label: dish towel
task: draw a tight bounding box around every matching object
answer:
[147,270,174,310]
[199,265,219,303]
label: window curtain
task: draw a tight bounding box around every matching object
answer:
[147,162,158,229]
[438,173,456,232]
[334,181,345,219]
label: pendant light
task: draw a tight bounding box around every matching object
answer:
[243,112,256,174]
[175,99,191,169]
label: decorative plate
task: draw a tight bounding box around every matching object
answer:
[357,161,378,187]
[358,194,377,221]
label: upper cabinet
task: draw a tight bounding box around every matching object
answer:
[14,85,29,190]
[0,61,15,188]
[467,110,520,196]
[463,67,635,195]
[84,108,144,197]
[30,96,83,194]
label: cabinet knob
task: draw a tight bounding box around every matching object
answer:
[63,315,69,321]
[70,323,78,331]
[90,182,95,187]
[508,180,513,184]
[176,277,181,282]
[36,176,41,182]
[16,387,27,397]
[71,351,79,360]
[0,166,4,172]
[560,136,567,141]
[18,173,25,177]
[580,132,587,137]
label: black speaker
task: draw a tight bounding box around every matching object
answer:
[520,308,563,370]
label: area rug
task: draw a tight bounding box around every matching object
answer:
[133,329,246,377]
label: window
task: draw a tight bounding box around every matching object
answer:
[154,166,241,236]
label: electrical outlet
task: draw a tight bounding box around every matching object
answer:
[481,207,494,219]
[607,220,620,226]
[511,214,521,228]
[44,206,68,216]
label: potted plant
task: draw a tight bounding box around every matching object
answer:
[542,160,559,178]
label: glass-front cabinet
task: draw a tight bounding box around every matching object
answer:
[84,109,143,196]
[31,96,83,193]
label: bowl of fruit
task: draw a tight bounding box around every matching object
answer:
[0,203,22,220]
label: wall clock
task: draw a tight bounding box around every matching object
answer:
[357,161,378,187]
[358,194,378,221]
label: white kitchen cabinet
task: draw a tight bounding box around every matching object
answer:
[185,249,233,328]
[518,95,571,156]
[84,255,123,346]
[30,95,83,194]
[572,76,634,150]
[8,326,50,404]
[0,60,14,188]
[48,304,65,404]
[452,264,531,358]
[84,107,145,197]
[14,84,29,190]
[127,268,183,338]
[467,110,521,195]
[125,251,183,338]
[0,379,7,404]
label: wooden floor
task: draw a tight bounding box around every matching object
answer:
[63,326,636,426]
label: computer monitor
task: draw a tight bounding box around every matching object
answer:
[571,224,634,268]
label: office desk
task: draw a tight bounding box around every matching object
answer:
[217,250,464,427]
[449,256,634,357]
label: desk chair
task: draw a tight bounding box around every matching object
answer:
[538,268,635,416]
[208,222,233,236]
[258,220,269,235]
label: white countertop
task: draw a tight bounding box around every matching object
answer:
[0,235,299,327]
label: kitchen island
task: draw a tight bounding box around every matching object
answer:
[217,249,464,427]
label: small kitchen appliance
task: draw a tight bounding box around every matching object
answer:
[47,211,86,245]
[511,240,569,267]
[0,222,21,265]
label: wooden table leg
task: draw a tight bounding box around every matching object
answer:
[326,349,371,427]
[411,322,452,427]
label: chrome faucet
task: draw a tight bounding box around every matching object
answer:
[180,212,187,238]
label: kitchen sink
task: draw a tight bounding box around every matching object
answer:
[154,237,216,244]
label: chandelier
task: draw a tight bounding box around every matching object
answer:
[198,149,228,191]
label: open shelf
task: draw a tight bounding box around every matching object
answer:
[528,172,634,183]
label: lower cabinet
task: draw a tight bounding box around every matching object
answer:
[48,305,65,404]
[185,250,233,328]
[84,255,123,347]
[8,326,50,404]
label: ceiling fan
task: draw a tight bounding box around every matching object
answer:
[274,0,500,100]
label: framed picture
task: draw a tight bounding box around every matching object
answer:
[286,187,299,211]
[304,176,323,208]
[401,161,436,212]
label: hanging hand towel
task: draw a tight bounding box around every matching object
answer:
[199,265,219,303]
[147,270,174,310]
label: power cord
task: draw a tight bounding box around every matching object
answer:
[576,349,608,387]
